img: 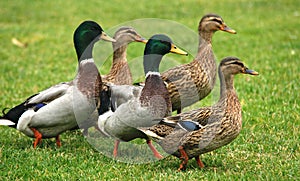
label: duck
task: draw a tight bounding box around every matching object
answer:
[81,27,147,135]
[98,34,188,159]
[0,21,116,148]
[140,57,259,170]
[161,14,236,114]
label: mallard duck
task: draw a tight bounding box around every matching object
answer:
[81,27,147,135]
[161,14,236,113]
[98,34,188,159]
[140,57,259,170]
[102,26,147,85]
[0,21,115,148]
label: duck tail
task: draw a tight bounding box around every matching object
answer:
[0,119,15,126]
[0,101,29,128]
[0,93,43,128]
[0,108,16,126]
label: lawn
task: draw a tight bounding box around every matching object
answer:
[0,0,299,180]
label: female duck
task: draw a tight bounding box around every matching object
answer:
[98,34,187,159]
[141,57,259,170]
[162,14,236,113]
[0,21,115,148]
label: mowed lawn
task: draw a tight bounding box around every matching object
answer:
[0,0,299,180]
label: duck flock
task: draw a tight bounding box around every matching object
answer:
[0,14,259,171]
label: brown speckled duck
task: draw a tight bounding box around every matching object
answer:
[140,57,259,170]
[98,34,188,159]
[161,14,236,113]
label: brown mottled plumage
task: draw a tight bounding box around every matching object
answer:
[140,57,259,170]
[162,14,237,113]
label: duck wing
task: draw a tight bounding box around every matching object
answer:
[26,82,71,105]
[109,84,142,111]
[162,107,213,127]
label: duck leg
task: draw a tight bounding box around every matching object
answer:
[178,146,189,171]
[30,127,42,148]
[147,140,163,159]
[195,156,204,168]
[113,140,120,157]
[56,135,62,147]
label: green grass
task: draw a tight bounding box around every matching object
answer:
[0,0,299,180]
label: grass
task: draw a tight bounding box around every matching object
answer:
[0,0,299,180]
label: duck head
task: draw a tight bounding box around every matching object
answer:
[219,57,259,76]
[199,14,236,34]
[143,34,188,75]
[113,26,147,48]
[74,21,116,61]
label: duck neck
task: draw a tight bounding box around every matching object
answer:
[218,68,236,101]
[197,30,214,54]
[75,38,98,62]
[143,54,162,75]
[112,43,128,64]
[197,29,214,50]
[194,31,216,88]
[196,35,214,64]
